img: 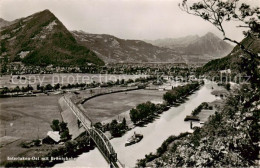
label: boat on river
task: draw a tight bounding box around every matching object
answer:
[125,132,143,146]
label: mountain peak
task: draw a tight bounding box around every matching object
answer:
[204,32,218,38]
[186,32,233,57]
[0,10,104,66]
[0,18,8,22]
[32,9,55,19]
[39,9,53,15]
[205,32,215,36]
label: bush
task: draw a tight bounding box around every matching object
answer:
[130,101,157,124]
[33,139,41,146]
[51,120,60,131]
[109,119,128,137]
[225,83,231,91]
[163,82,200,104]
[20,142,30,148]
[191,102,209,116]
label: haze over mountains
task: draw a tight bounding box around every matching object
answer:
[147,32,234,64]
[72,31,184,63]
[201,35,260,73]
[0,9,235,66]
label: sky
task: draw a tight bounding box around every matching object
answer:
[0,0,258,42]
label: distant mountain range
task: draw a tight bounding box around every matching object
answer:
[72,31,184,63]
[146,35,200,52]
[147,33,234,64]
[200,35,260,73]
[0,10,104,67]
[0,9,235,67]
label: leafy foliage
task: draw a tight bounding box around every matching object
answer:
[163,82,200,105]
[191,102,211,116]
[130,101,157,124]
[138,84,260,167]
[50,120,71,141]
[180,0,260,88]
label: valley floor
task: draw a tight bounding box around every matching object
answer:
[0,95,62,164]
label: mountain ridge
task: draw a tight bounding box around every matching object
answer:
[200,35,260,73]
[0,18,13,30]
[72,30,185,63]
[147,32,234,59]
[0,9,104,68]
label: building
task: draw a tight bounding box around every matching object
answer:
[47,131,61,143]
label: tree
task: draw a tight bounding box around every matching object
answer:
[120,117,128,130]
[26,84,33,91]
[94,122,103,130]
[51,120,60,131]
[225,83,231,91]
[37,84,41,90]
[45,84,53,91]
[130,109,139,124]
[77,136,90,149]
[59,121,68,132]
[12,86,21,93]
[54,83,60,90]
[110,120,120,137]
[179,0,260,87]
[60,129,71,141]
[64,141,76,155]
[0,87,10,94]
[21,86,26,92]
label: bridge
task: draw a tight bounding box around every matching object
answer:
[63,95,123,168]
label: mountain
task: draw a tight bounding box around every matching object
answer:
[185,32,233,57]
[0,18,12,30]
[200,35,260,73]
[0,10,104,67]
[71,31,184,63]
[136,37,260,167]
[147,32,234,64]
[146,35,199,51]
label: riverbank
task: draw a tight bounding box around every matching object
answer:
[142,84,259,167]
[55,82,220,167]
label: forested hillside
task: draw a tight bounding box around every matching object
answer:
[0,10,104,67]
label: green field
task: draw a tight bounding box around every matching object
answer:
[0,86,164,164]
[0,95,62,163]
[82,89,166,123]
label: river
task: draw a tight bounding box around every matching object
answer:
[54,82,221,168]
